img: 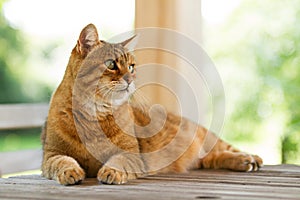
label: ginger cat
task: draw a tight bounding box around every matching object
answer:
[41,24,263,185]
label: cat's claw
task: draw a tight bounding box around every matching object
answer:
[233,154,263,172]
[97,166,127,185]
[57,166,85,185]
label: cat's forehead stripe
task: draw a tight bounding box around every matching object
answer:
[114,46,127,60]
[107,44,130,63]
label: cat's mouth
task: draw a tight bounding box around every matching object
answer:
[108,82,135,106]
[116,82,135,93]
[116,85,129,92]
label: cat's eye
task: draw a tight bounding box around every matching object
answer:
[128,64,135,73]
[105,59,117,70]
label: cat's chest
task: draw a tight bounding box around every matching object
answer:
[99,104,136,138]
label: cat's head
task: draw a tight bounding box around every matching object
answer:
[71,24,137,107]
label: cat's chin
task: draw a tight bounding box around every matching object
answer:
[112,96,129,106]
[107,82,135,107]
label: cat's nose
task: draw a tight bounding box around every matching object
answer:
[123,73,133,84]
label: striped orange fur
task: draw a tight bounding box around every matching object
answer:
[41,24,263,185]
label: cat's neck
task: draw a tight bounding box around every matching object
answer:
[96,102,113,117]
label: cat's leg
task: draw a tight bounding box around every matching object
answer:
[97,153,145,184]
[199,132,263,171]
[199,150,263,171]
[41,154,85,185]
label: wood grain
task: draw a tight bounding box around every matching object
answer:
[0,165,299,200]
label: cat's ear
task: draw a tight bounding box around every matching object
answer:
[120,34,138,52]
[76,24,99,55]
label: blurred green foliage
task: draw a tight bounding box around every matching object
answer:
[0,128,41,151]
[0,0,28,103]
[207,0,300,164]
[0,0,52,152]
[0,0,52,103]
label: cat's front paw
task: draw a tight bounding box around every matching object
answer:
[97,165,127,184]
[230,153,263,172]
[57,166,85,185]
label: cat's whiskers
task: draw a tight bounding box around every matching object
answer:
[96,83,115,94]
[129,89,150,113]
[94,84,113,102]
[134,89,150,104]
[101,87,115,100]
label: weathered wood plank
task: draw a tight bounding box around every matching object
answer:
[0,103,48,130]
[0,149,42,174]
[0,165,299,200]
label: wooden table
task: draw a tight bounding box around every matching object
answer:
[0,165,299,200]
